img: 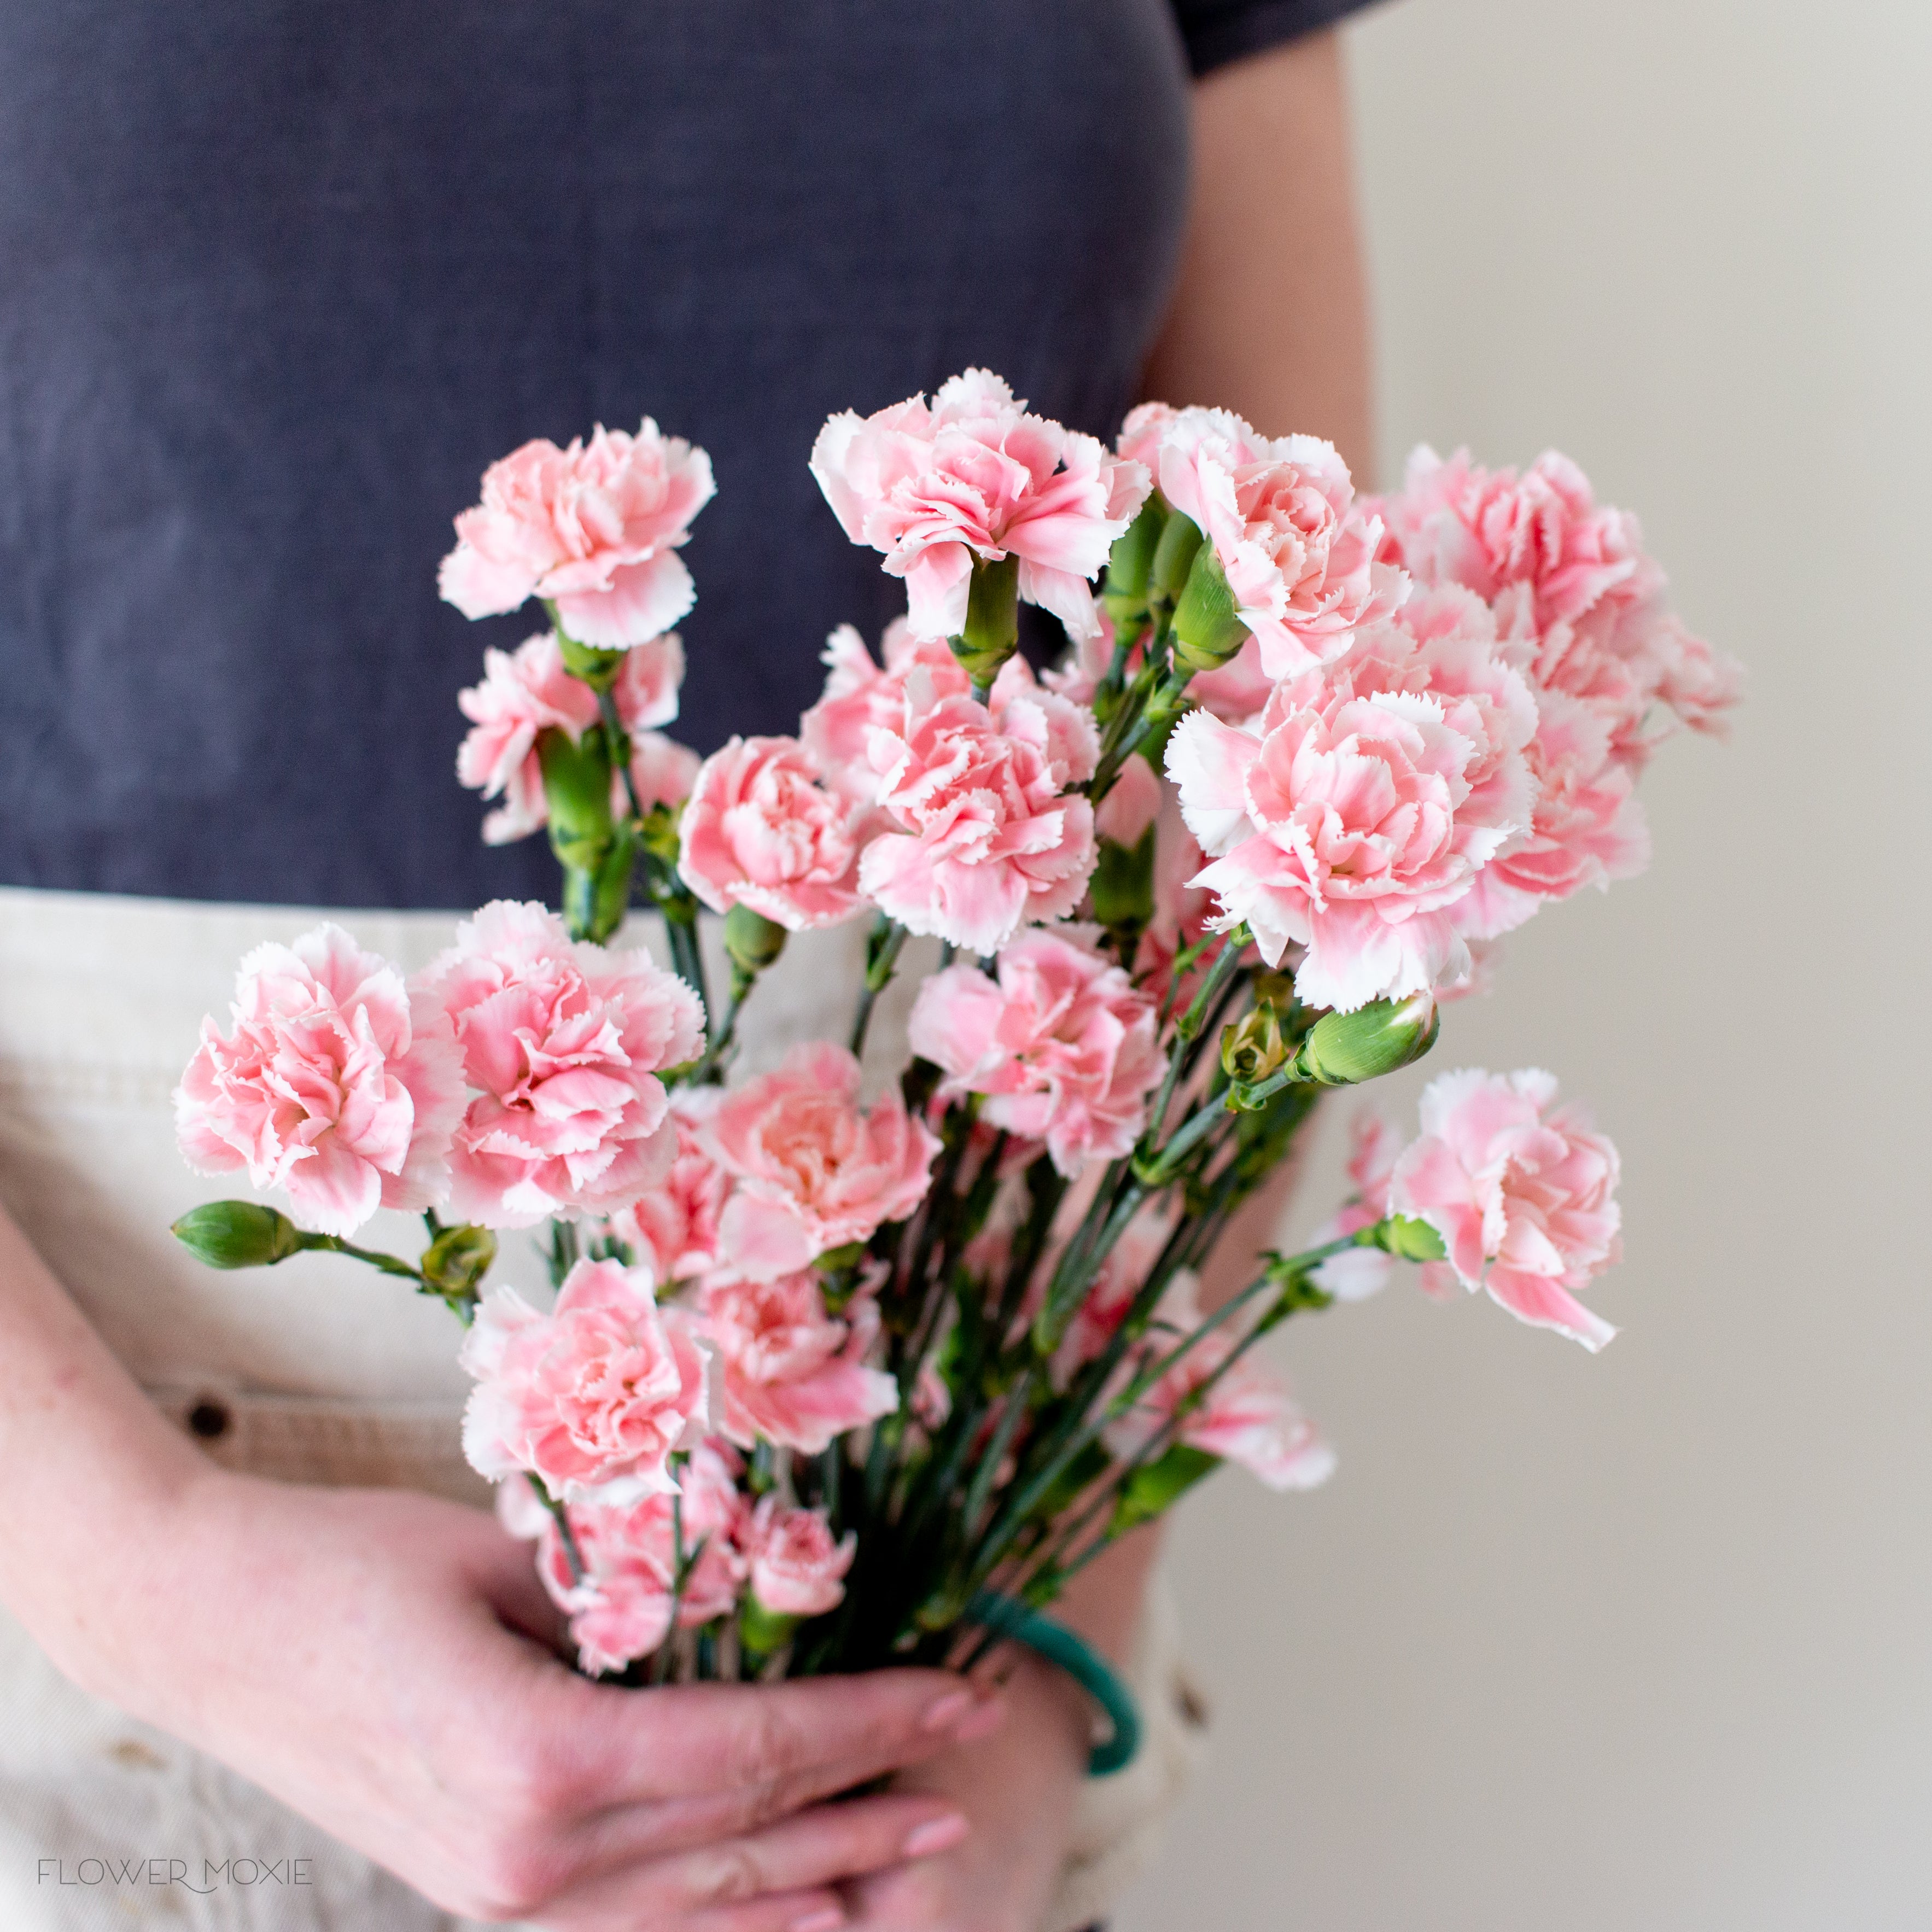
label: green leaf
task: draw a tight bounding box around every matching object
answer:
[1109,1443,1220,1536]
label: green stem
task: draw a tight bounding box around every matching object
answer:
[302,1235,424,1283]
[533,1478,586,1589]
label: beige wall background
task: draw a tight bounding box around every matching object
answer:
[1118,1,1932,1927]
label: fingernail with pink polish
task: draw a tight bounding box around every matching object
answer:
[902,1813,970,1859]
[787,1910,845,1932]
[949,1695,1005,1743]
[920,1688,975,1733]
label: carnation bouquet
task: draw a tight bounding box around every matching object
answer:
[169,373,1736,1766]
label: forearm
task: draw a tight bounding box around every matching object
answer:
[0,1204,207,1685]
[1144,27,1374,480]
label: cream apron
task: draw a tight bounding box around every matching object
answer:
[0,888,1201,1931]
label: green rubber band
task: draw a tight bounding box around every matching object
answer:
[966,1590,1141,1777]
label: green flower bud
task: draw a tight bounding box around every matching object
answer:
[171,1201,305,1270]
[1169,542,1251,673]
[1220,1002,1289,1085]
[421,1222,498,1300]
[738,1594,803,1659]
[1089,824,1155,933]
[537,725,616,873]
[723,902,789,978]
[1103,496,1166,604]
[1375,1213,1447,1262]
[1297,993,1439,1087]
[1148,505,1204,602]
[951,553,1021,688]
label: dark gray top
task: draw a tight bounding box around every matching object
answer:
[1,0,1368,908]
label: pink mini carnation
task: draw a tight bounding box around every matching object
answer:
[174,924,464,1239]
[459,1257,709,1504]
[608,1090,730,1286]
[1145,405,1397,678]
[744,1497,856,1618]
[456,632,686,844]
[860,674,1099,955]
[1376,446,1740,763]
[676,735,866,931]
[908,929,1163,1177]
[1105,1276,1335,1491]
[528,1441,751,1673]
[424,901,705,1228]
[811,369,1150,643]
[439,422,715,648]
[703,1042,941,1279]
[801,618,972,802]
[627,730,702,814]
[701,1272,899,1452]
[1166,654,1530,1008]
[1390,1068,1622,1351]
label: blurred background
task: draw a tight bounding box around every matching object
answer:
[1118,0,1932,1927]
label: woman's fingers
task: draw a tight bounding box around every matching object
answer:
[544,1670,997,1812]
[551,1792,969,1925]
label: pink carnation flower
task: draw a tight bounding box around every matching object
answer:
[456,632,686,844]
[1376,446,1740,763]
[1141,404,1396,678]
[1106,1276,1335,1491]
[1390,1067,1622,1352]
[1165,653,1530,1009]
[1094,754,1163,849]
[439,422,715,648]
[676,735,866,931]
[460,1257,709,1504]
[701,1273,899,1454]
[627,730,702,815]
[607,1090,730,1286]
[174,924,464,1239]
[908,929,1163,1177]
[860,674,1099,955]
[811,369,1150,643]
[801,618,972,802]
[523,1441,750,1673]
[424,901,705,1228]
[744,1496,856,1618]
[703,1043,941,1280]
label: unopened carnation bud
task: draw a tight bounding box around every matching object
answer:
[1221,1002,1288,1085]
[951,553,1021,690]
[422,1221,498,1300]
[1148,505,1204,602]
[1298,993,1439,1087]
[723,902,789,977]
[1375,1213,1447,1262]
[738,1595,801,1659]
[536,725,617,872]
[1102,496,1165,615]
[1169,542,1251,673]
[171,1201,305,1270]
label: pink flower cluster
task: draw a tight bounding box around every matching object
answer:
[457,631,694,844]
[174,925,464,1240]
[812,369,1149,643]
[502,1443,853,1674]
[1122,403,1397,676]
[908,927,1163,1176]
[461,1258,708,1504]
[439,422,714,648]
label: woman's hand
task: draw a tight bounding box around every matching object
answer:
[839,1650,1090,1932]
[86,1469,1003,1930]
[0,1215,1000,1931]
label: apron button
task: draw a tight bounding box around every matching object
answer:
[187,1397,232,1440]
